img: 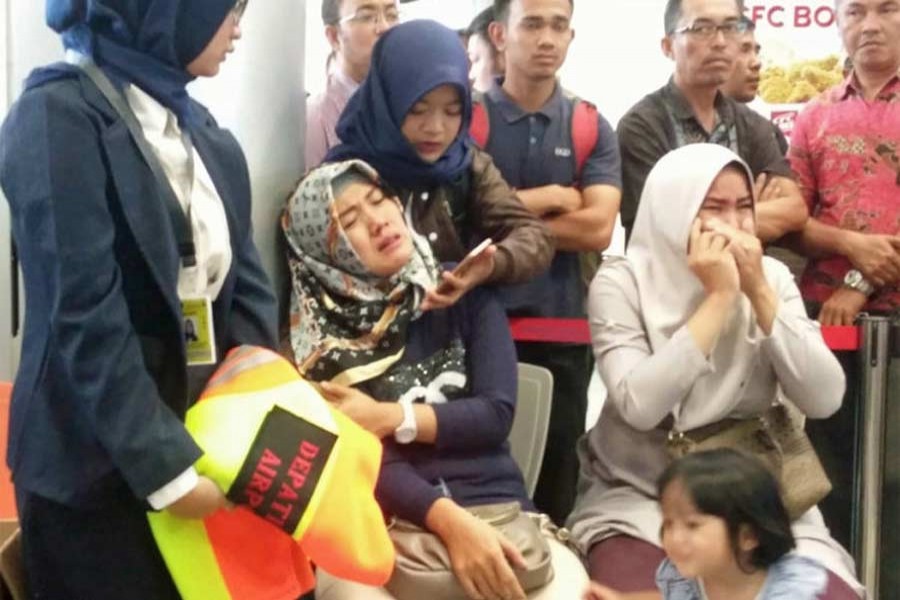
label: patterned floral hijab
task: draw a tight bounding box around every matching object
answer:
[283,160,439,386]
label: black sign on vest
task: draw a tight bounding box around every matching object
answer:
[227,405,337,534]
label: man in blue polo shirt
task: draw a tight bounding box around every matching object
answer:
[480,0,622,525]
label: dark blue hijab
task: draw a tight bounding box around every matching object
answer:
[326,20,474,189]
[43,0,234,126]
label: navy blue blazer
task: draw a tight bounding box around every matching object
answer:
[0,66,279,507]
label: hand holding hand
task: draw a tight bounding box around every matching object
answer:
[421,245,497,312]
[166,476,230,520]
[844,232,900,287]
[319,381,400,438]
[706,218,769,299]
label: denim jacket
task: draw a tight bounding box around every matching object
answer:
[655,554,828,600]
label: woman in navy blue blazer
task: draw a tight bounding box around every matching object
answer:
[0,1,278,597]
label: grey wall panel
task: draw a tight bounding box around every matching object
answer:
[191,0,306,322]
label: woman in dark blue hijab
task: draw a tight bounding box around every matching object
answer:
[0,2,279,598]
[325,20,553,310]
[328,19,473,189]
[44,0,241,123]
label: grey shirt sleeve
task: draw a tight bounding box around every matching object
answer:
[617,110,671,238]
[740,109,794,179]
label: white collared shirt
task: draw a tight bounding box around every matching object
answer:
[123,85,233,510]
[123,84,233,301]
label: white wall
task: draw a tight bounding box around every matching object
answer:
[302,0,672,122]
[304,0,487,96]
[561,0,672,126]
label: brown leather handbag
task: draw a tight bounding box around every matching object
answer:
[666,402,832,520]
[385,502,554,600]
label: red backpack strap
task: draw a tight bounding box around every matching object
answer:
[469,92,490,148]
[470,103,489,148]
[571,99,600,180]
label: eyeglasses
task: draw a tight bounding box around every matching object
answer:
[672,19,749,40]
[232,0,249,22]
[339,7,401,27]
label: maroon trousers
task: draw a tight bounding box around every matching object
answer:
[588,535,860,599]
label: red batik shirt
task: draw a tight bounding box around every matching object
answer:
[789,71,900,312]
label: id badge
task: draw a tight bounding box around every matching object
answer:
[181,296,216,366]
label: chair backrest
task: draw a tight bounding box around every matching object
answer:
[508,363,553,498]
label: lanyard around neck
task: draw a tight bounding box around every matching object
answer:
[74,57,197,268]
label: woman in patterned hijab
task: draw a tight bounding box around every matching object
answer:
[283,159,439,386]
[284,160,591,599]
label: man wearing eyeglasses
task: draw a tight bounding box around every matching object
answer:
[617,0,807,244]
[305,0,400,169]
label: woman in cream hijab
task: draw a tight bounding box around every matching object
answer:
[567,144,862,599]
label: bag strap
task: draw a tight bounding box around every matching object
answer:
[470,95,490,149]
[571,99,599,181]
[74,58,197,268]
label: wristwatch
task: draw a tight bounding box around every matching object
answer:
[394,402,418,444]
[843,269,875,296]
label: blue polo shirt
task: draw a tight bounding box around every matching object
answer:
[479,81,622,318]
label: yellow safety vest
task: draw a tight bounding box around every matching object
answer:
[148,346,394,599]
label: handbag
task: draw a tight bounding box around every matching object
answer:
[385,502,554,600]
[665,401,832,520]
[0,526,25,600]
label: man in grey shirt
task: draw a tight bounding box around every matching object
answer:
[618,0,807,244]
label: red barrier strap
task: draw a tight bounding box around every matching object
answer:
[509,318,861,352]
[508,318,591,345]
[820,325,861,351]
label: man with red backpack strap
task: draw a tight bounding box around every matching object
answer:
[471,0,622,527]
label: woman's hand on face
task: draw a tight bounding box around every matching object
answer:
[319,382,401,438]
[421,246,497,312]
[166,476,232,520]
[688,219,740,297]
[707,218,769,299]
[429,500,527,600]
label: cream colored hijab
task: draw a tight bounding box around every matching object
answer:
[627,144,762,429]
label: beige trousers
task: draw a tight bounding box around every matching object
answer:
[315,533,589,600]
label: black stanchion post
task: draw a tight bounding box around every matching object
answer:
[879,318,900,596]
[856,316,891,598]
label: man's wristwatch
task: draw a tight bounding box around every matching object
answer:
[843,269,875,296]
[394,402,418,444]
